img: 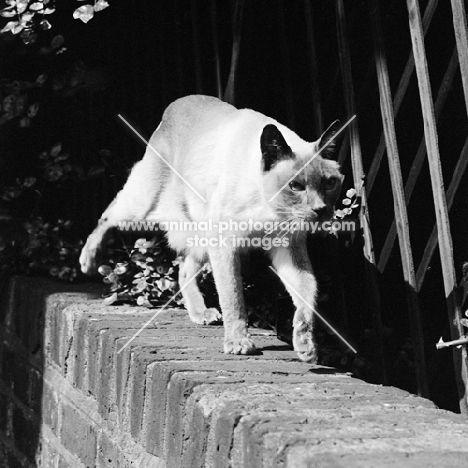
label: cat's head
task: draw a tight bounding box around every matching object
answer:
[260,121,344,224]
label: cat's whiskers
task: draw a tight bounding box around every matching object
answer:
[268,216,295,242]
[278,218,300,242]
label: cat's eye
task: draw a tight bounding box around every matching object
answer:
[289,181,305,192]
[324,178,338,191]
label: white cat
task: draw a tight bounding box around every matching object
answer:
[80,95,343,362]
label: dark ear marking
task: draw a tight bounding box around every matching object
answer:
[319,120,341,160]
[261,124,293,171]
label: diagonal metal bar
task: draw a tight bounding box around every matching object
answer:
[406,0,468,413]
[336,0,386,383]
[117,265,206,354]
[416,137,468,290]
[367,0,439,195]
[269,266,357,354]
[378,47,459,273]
[118,114,207,203]
[450,0,468,117]
[369,0,428,397]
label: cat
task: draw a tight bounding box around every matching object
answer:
[80,95,343,363]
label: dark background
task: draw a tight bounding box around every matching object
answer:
[1,0,468,412]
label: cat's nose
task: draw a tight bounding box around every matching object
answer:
[313,206,327,218]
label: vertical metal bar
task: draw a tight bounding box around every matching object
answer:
[304,0,323,138]
[210,0,223,99]
[173,0,185,96]
[367,0,438,195]
[190,0,203,94]
[368,0,428,397]
[277,0,296,129]
[335,0,386,384]
[223,0,245,105]
[378,48,459,273]
[450,0,468,115]
[406,0,468,413]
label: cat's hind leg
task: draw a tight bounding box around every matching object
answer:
[178,254,222,325]
[269,243,318,363]
[80,143,167,274]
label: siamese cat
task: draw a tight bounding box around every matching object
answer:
[80,95,343,363]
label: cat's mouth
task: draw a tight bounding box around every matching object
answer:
[292,207,329,222]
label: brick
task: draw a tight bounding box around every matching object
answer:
[38,440,59,468]
[60,404,97,467]
[41,382,59,435]
[144,361,177,457]
[72,316,90,391]
[96,432,118,468]
[12,407,39,462]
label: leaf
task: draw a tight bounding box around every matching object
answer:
[51,34,64,49]
[136,295,152,307]
[103,292,118,306]
[0,8,16,17]
[27,102,39,117]
[50,142,62,157]
[351,203,359,209]
[346,188,356,198]
[461,318,468,328]
[1,21,19,33]
[98,265,113,276]
[43,7,55,14]
[39,19,51,30]
[29,2,44,11]
[19,116,31,127]
[73,4,94,23]
[94,0,109,12]
[16,0,29,14]
[342,198,351,206]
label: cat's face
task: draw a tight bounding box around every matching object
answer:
[261,122,344,224]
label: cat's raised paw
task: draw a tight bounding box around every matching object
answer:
[293,329,318,363]
[224,336,257,355]
[189,308,222,325]
[202,308,223,325]
[79,245,99,275]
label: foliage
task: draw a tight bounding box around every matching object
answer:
[334,187,359,219]
[0,217,83,280]
[97,236,185,307]
[0,0,109,37]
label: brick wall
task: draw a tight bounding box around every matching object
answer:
[1,276,468,468]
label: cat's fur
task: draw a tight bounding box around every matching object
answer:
[80,95,343,362]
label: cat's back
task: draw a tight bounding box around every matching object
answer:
[159,95,238,145]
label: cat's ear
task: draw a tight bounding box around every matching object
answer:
[319,120,341,160]
[261,124,293,171]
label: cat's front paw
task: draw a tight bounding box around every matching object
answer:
[224,336,257,355]
[79,239,100,275]
[202,308,223,325]
[188,308,223,325]
[293,325,317,363]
